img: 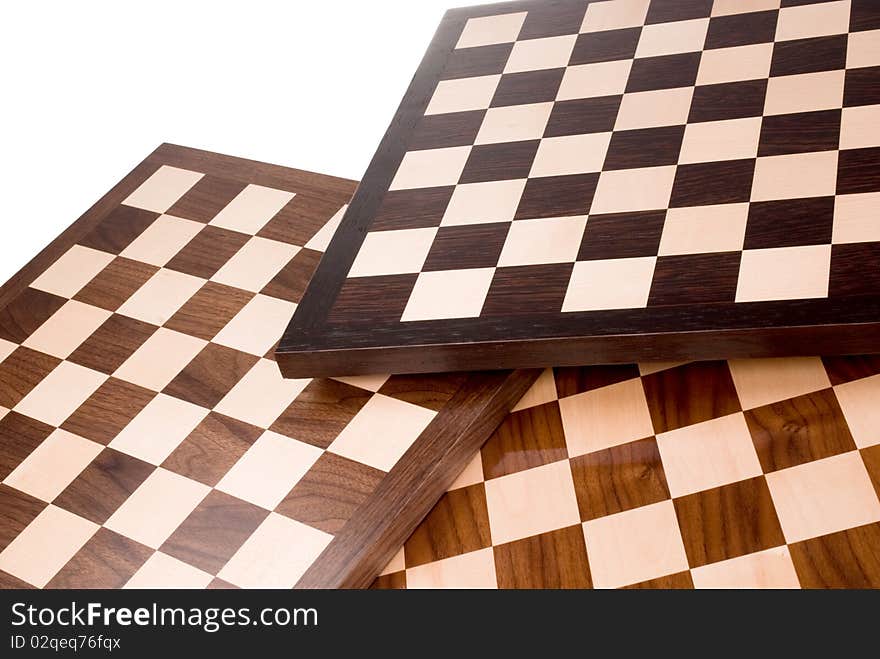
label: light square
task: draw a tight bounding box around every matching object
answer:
[636,18,709,59]
[218,513,333,588]
[0,338,15,364]
[328,394,436,472]
[657,412,763,498]
[764,70,844,116]
[728,357,832,410]
[113,327,207,392]
[0,505,97,588]
[441,179,526,226]
[109,393,208,465]
[775,1,851,42]
[332,373,390,393]
[833,192,880,244]
[847,29,880,69]
[456,12,526,49]
[511,368,558,413]
[696,43,773,86]
[679,117,762,164]
[840,105,880,150]
[406,547,498,589]
[590,166,676,214]
[209,184,295,235]
[123,166,203,214]
[116,268,205,326]
[498,216,586,266]
[766,451,880,543]
[484,459,580,545]
[425,75,501,116]
[212,294,296,357]
[475,102,554,145]
[119,214,203,266]
[658,203,749,256]
[105,468,209,549]
[216,430,323,510]
[389,146,472,191]
[582,500,689,589]
[557,60,633,101]
[736,245,831,303]
[504,35,577,74]
[691,546,800,589]
[214,359,310,429]
[211,236,300,292]
[304,204,346,252]
[559,377,654,456]
[751,151,839,202]
[615,87,694,131]
[22,300,112,359]
[712,0,781,17]
[581,0,650,32]
[124,552,213,589]
[529,133,612,177]
[14,361,107,427]
[562,257,657,312]
[401,268,495,322]
[3,429,102,502]
[449,452,486,491]
[348,227,437,277]
[834,374,880,449]
[30,245,115,298]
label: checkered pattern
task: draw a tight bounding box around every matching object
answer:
[335,0,880,321]
[376,355,880,588]
[0,163,449,589]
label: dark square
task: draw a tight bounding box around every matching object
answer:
[270,378,372,449]
[61,378,156,445]
[165,226,250,279]
[770,35,848,77]
[758,109,841,156]
[851,0,880,31]
[481,402,568,479]
[705,10,778,49]
[459,140,541,184]
[626,52,702,93]
[844,66,880,108]
[570,437,670,521]
[377,371,469,411]
[164,282,254,341]
[162,412,262,486]
[544,95,622,137]
[53,448,154,524]
[745,388,856,473]
[670,159,756,207]
[603,125,685,170]
[494,525,592,589]
[422,223,510,271]
[577,210,666,260]
[371,187,454,231]
[744,196,835,249]
[829,242,880,297]
[553,363,641,399]
[515,173,599,219]
[0,287,65,344]
[46,528,151,589]
[73,257,158,312]
[441,43,513,80]
[0,412,54,480]
[642,360,741,433]
[0,347,61,409]
[648,252,742,306]
[645,0,712,24]
[837,147,880,195]
[569,27,641,65]
[164,343,259,409]
[167,176,248,224]
[491,68,565,107]
[67,314,157,375]
[518,1,588,39]
[261,247,323,304]
[276,452,384,535]
[790,523,880,589]
[402,484,491,568]
[0,484,46,552]
[327,274,416,325]
[821,355,880,386]
[161,491,269,574]
[78,205,158,254]
[257,194,347,246]
[481,263,574,316]
[409,110,486,150]
[688,79,769,123]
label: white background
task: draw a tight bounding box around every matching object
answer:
[0,0,504,284]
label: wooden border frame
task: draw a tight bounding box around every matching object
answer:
[276,0,880,378]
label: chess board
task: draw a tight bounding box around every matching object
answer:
[0,144,535,589]
[375,354,880,588]
[277,0,880,378]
